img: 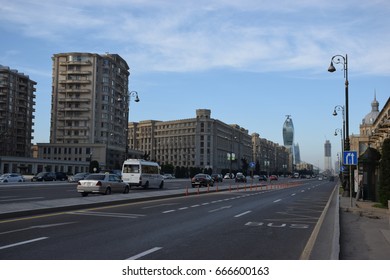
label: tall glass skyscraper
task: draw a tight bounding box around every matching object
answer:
[324,140,332,173]
[283,115,295,164]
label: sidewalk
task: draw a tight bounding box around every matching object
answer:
[339,196,390,259]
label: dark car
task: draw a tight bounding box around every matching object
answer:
[31,172,56,181]
[191,173,214,188]
[211,173,223,182]
[55,172,68,181]
[235,173,247,183]
[258,175,267,181]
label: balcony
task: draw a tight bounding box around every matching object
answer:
[58,88,91,93]
[59,70,92,75]
[58,79,91,84]
[59,60,92,66]
[58,107,90,112]
[58,97,90,103]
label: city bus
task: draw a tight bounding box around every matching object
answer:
[121,159,164,189]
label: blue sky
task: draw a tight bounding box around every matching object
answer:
[1,0,389,170]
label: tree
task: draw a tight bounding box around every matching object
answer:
[379,138,390,207]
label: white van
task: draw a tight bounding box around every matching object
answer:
[122,159,164,189]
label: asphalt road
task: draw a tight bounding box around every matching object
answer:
[0,179,337,260]
[0,178,269,202]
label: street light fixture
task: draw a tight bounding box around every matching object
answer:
[328,54,352,200]
[328,54,350,151]
[123,91,140,160]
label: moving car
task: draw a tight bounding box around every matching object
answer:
[224,173,235,179]
[68,172,90,183]
[163,173,175,179]
[269,175,278,181]
[258,175,267,181]
[0,173,25,183]
[191,173,214,188]
[211,174,223,182]
[77,173,129,197]
[31,172,56,181]
[55,172,68,181]
[235,173,247,183]
[122,159,164,189]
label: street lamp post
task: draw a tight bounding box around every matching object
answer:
[333,105,345,152]
[120,91,140,160]
[264,160,270,183]
[328,54,351,198]
[328,55,350,151]
[334,128,344,156]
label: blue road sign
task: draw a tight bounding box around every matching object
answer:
[343,151,358,165]
[249,162,256,168]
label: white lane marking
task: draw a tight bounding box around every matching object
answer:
[126,247,162,260]
[67,211,145,219]
[234,211,252,218]
[291,193,296,196]
[0,237,48,250]
[162,210,175,214]
[0,222,76,235]
[273,199,282,203]
[142,203,178,209]
[0,197,45,202]
[208,205,232,213]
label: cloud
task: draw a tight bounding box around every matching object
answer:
[1,0,390,75]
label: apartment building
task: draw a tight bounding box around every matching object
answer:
[43,52,130,170]
[0,65,36,157]
[252,133,290,174]
[128,109,253,173]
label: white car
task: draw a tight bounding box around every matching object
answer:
[0,173,25,183]
[77,173,129,197]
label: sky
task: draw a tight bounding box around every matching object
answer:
[1,0,389,170]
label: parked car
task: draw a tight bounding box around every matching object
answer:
[77,173,129,197]
[0,173,25,183]
[31,172,56,181]
[55,172,68,181]
[68,172,90,183]
[235,173,247,183]
[211,174,223,182]
[269,175,278,181]
[191,173,214,188]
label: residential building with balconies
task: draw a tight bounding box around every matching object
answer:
[0,65,36,157]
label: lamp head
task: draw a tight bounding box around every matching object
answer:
[328,62,336,72]
[134,95,140,102]
[332,110,337,116]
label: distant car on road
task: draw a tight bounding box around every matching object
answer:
[163,174,175,179]
[191,173,214,188]
[258,175,267,181]
[0,173,25,183]
[31,172,56,181]
[68,172,90,183]
[77,173,129,197]
[235,173,247,183]
[224,173,235,179]
[211,174,223,182]
[55,172,68,181]
[269,175,278,181]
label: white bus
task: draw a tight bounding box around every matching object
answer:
[121,159,164,189]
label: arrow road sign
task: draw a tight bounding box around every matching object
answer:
[343,151,358,165]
